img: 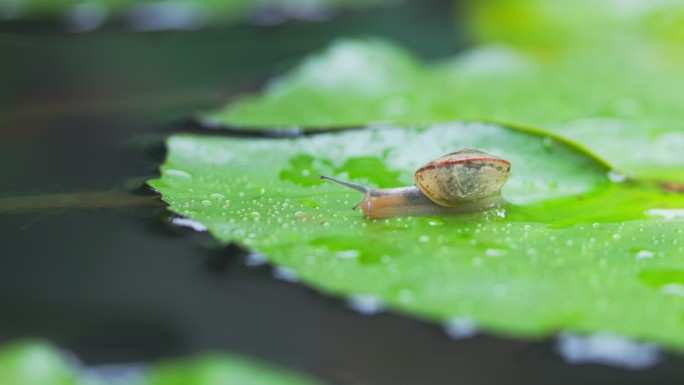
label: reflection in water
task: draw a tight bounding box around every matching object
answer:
[0,192,162,214]
[81,363,147,385]
[347,294,384,315]
[443,316,479,340]
[556,332,660,370]
[273,266,300,283]
[126,1,208,31]
[245,252,268,267]
[170,216,208,232]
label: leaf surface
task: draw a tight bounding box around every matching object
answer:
[149,123,684,349]
[201,37,684,183]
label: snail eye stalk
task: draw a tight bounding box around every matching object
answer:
[319,175,370,193]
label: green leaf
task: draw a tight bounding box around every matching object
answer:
[169,0,684,353]
[0,340,327,385]
[197,39,425,130]
[467,0,684,46]
[200,37,684,183]
[147,354,325,385]
[0,340,80,385]
[439,42,684,183]
[197,38,432,129]
[149,123,684,350]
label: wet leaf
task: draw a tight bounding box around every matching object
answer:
[149,123,684,350]
[0,341,78,385]
[197,38,434,129]
[171,0,684,353]
[201,36,684,183]
[147,354,325,385]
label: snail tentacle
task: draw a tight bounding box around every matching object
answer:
[319,175,370,193]
[320,174,373,212]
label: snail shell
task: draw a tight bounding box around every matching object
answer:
[415,149,511,207]
[320,149,511,218]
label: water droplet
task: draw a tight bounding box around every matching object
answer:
[418,235,430,243]
[635,250,654,260]
[646,209,684,220]
[424,218,446,226]
[607,171,627,183]
[201,200,212,206]
[165,169,192,178]
[210,193,225,200]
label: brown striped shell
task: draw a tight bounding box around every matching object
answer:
[414,149,511,207]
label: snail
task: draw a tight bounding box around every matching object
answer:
[320,149,511,219]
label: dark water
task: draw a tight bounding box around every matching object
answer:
[2,2,684,384]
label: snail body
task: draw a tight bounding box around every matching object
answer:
[320,149,511,218]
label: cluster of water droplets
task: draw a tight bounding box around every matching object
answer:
[154,128,684,357]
